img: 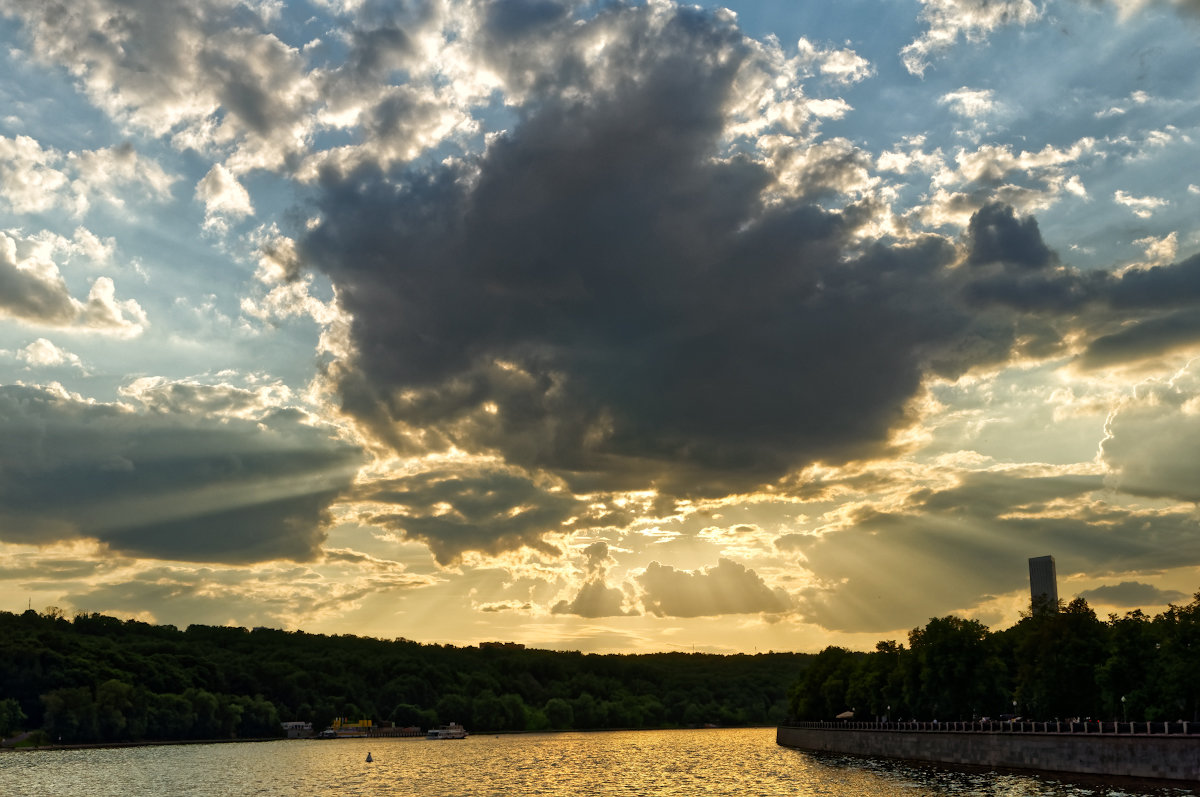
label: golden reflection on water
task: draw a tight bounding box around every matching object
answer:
[1,727,1193,796]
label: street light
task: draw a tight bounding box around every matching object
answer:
[1121,695,1126,723]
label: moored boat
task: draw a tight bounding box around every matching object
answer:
[426,722,468,739]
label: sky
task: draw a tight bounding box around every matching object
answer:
[0,0,1198,655]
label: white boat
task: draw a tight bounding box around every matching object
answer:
[426,722,467,739]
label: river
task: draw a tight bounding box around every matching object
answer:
[1,727,1194,796]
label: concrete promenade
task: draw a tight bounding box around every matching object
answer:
[777,721,1200,783]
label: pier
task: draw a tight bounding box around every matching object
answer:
[777,720,1200,783]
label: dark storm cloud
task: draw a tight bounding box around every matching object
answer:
[953,211,1200,367]
[962,269,1096,313]
[1077,581,1187,608]
[101,495,345,563]
[957,202,1102,316]
[292,2,1200,567]
[344,24,414,80]
[484,0,570,38]
[966,202,1056,270]
[1080,309,1200,368]
[0,385,363,563]
[1074,254,1200,367]
[1107,254,1200,310]
[783,471,1200,632]
[301,3,1021,503]
[637,558,792,617]
[358,468,579,565]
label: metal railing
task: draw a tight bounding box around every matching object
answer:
[783,720,1199,736]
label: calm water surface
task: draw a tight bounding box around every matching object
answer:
[1,727,1195,796]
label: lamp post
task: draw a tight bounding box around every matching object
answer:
[1121,695,1126,723]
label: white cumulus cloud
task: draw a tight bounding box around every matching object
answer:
[196,164,255,232]
[902,0,1042,76]
[1114,189,1168,218]
[17,338,86,370]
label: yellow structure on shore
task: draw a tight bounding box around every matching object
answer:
[329,717,373,737]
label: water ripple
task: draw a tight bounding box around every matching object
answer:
[1,728,1194,797]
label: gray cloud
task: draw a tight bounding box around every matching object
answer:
[484,0,570,40]
[1101,365,1200,502]
[637,558,792,617]
[359,467,579,565]
[119,377,288,417]
[3,0,314,171]
[966,202,1056,270]
[24,0,1172,577]
[479,600,533,612]
[0,551,131,582]
[550,539,633,617]
[342,23,415,82]
[551,578,631,617]
[60,564,415,628]
[954,218,1200,369]
[0,235,77,325]
[1074,254,1200,367]
[300,5,1048,508]
[0,384,363,563]
[1081,309,1200,368]
[1077,581,1187,608]
[0,231,147,335]
[1108,254,1200,310]
[582,541,609,574]
[784,470,1200,632]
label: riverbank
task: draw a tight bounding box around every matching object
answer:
[0,734,283,753]
[1,722,753,753]
[777,723,1200,784]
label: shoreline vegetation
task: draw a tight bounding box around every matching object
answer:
[3,591,1196,749]
[1,733,282,752]
[0,608,798,746]
[788,593,1200,726]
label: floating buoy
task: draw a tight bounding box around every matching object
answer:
[366,752,373,763]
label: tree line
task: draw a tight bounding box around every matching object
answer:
[789,593,1200,724]
[0,609,799,744]
[4,591,1195,745]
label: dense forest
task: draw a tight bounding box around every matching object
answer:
[0,609,800,744]
[790,593,1200,725]
[3,591,1196,746]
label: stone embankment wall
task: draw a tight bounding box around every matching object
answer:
[777,723,1200,783]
